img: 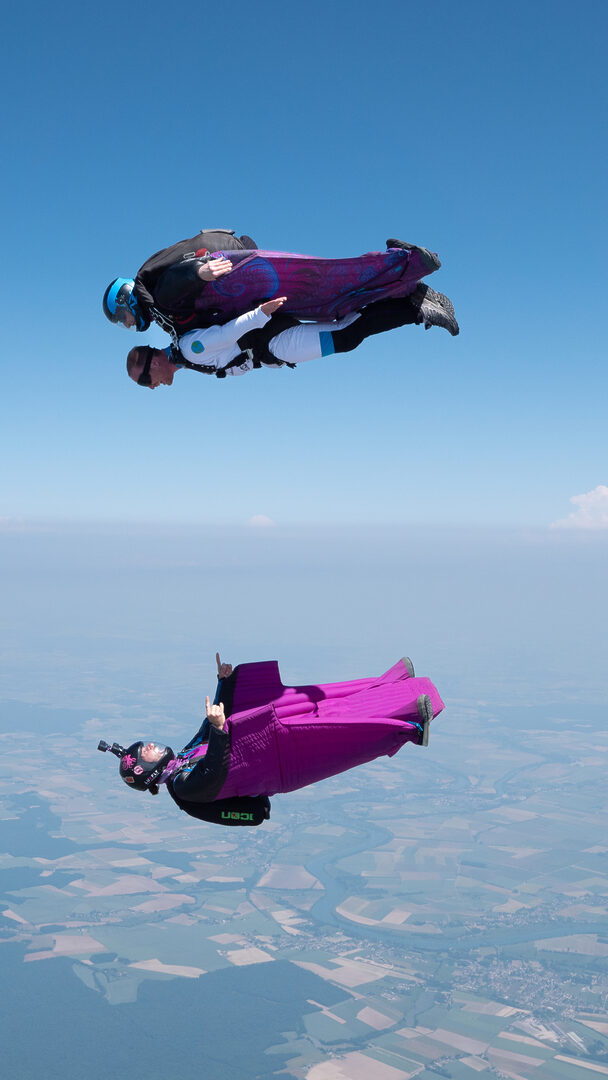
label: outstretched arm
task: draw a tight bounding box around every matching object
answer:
[178,300,286,364]
[179,652,234,753]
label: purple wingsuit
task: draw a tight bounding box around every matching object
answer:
[160,246,440,331]
[213,659,444,799]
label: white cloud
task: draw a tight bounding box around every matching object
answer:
[550,485,608,529]
[246,514,276,529]
[0,517,51,533]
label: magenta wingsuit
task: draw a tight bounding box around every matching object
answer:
[142,245,441,334]
[191,248,438,325]
[215,658,444,798]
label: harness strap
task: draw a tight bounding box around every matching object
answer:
[222,349,296,374]
[150,307,180,346]
[171,311,300,377]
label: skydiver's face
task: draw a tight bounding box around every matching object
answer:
[120,309,137,329]
[132,350,177,389]
[141,743,166,763]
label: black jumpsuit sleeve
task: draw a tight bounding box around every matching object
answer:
[153,260,207,313]
[171,726,231,804]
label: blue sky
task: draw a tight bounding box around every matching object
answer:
[2,14,608,1066]
[1,0,606,529]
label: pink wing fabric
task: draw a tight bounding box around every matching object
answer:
[216,660,444,799]
[191,247,438,325]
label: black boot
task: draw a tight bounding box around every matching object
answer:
[416,694,433,747]
[408,284,459,336]
[386,238,441,273]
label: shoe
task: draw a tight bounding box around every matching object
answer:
[416,694,433,746]
[400,656,415,677]
[386,238,441,274]
[427,286,455,319]
[409,284,459,336]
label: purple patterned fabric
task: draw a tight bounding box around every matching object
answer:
[212,659,444,799]
[193,247,438,324]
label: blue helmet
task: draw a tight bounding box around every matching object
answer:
[102,278,148,330]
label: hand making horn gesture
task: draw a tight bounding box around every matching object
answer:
[216,652,233,680]
[205,694,226,731]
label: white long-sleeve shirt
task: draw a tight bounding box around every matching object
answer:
[178,307,360,376]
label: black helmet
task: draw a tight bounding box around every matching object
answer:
[102,278,148,331]
[98,739,174,791]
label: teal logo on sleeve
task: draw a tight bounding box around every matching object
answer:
[191,340,204,354]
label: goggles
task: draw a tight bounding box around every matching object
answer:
[137,350,154,387]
